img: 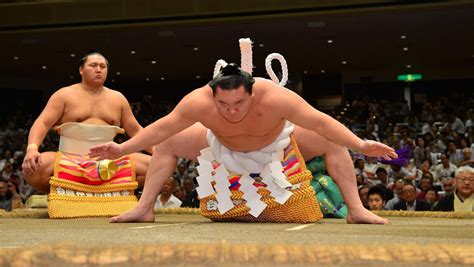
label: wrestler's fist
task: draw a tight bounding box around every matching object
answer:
[359,140,398,160]
[89,142,123,160]
[22,149,42,176]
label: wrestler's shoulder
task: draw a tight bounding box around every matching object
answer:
[51,84,78,97]
[183,85,213,103]
[102,87,128,99]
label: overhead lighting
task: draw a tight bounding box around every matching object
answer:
[13,56,19,60]
[193,47,199,51]
[303,70,308,74]
[259,44,264,47]
[327,40,333,44]
[403,47,408,51]
[151,60,157,64]
[196,75,201,79]
[116,72,121,75]
[321,70,325,73]
[70,53,75,57]
[41,66,47,70]
[406,64,412,69]
[130,50,136,54]
[161,77,165,80]
[145,78,150,81]
[400,35,406,39]
[342,61,347,65]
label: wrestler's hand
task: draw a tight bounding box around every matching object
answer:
[22,148,42,176]
[359,140,398,160]
[88,142,123,160]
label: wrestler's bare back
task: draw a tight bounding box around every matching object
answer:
[56,84,124,126]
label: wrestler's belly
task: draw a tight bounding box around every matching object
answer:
[216,134,281,152]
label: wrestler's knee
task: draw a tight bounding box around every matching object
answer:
[324,140,349,156]
[23,172,50,193]
[23,152,55,193]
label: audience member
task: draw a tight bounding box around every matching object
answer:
[367,187,386,211]
[154,177,182,208]
[434,166,473,212]
[393,183,431,211]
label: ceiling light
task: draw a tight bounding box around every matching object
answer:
[116,72,121,75]
[70,53,75,57]
[400,35,406,39]
[145,78,150,81]
[321,70,325,73]
[403,47,408,51]
[196,75,201,79]
[303,70,308,74]
[406,64,412,68]
[193,47,199,51]
[151,60,156,64]
[327,40,333,44]
[161,77,165,80]
[130,51,136,54]
[41,66,47,69]
[13,56,19,60]
[259,44,264,47]
[342,61,347,65]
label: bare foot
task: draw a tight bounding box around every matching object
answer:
[110,206,155,223]
[346,208,389,224]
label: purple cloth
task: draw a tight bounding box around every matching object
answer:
[378,145,410,166]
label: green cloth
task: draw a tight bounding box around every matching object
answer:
[306,156,347,218]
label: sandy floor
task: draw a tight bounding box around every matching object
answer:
[0,213,473,266]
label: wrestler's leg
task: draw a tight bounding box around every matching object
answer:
[111,123,208,223]
[22,152,56,193]
[129,153,151,186]
[294,126,388,224]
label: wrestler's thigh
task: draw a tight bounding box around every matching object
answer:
[24,151,56,193]
[292,125,338,160]
[129,153,151,177]
[155,122,208,161]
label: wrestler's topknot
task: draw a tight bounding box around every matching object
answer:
[208,63,255,95]
[78,52,110,69]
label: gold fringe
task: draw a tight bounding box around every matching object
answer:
[0,242,472,266]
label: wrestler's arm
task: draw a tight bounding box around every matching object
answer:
[118,93,142,137]
[262,79,397,160]
[90,90,201,158]
[27,89,65,147]
[23,89,65,173]
[117,93,154,154]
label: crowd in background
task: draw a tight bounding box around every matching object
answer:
[1,92,473,212]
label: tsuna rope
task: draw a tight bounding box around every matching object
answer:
[212,37,289,88]
[239,38,253,74]
[265,53,288,86]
